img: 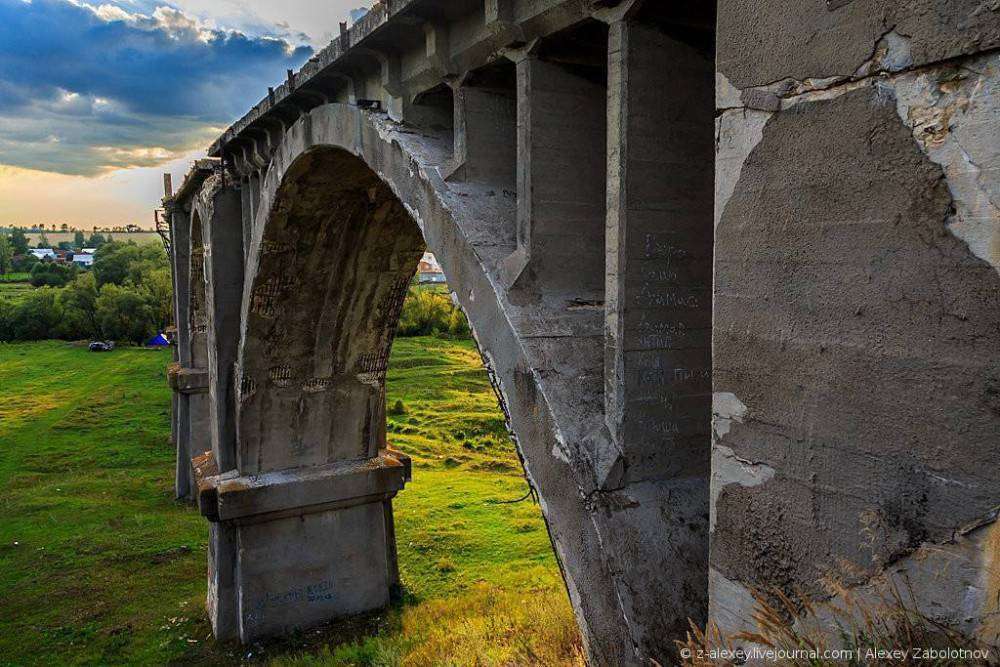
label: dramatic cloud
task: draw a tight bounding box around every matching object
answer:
[0,0,313,175]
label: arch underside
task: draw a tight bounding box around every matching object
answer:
[238,148,424,475]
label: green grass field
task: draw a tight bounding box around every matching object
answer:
[0,338,579,666]
[0,273,32,283]
[0,281,35,304]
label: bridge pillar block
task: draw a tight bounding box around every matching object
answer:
[193,450,411,641]
[501,48,607,299]
[446,73,517,186]
[604,17,713,481]
[196,177,245,473]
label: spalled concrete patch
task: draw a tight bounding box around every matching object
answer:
[710,392,775,535]
[892,52,1000,274]
[712,80,1000,641]
[715,110,773,229]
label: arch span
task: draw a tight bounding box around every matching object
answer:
[193,76,712,660]
[237,146,424,474]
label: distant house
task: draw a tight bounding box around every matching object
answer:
[31,248,56,260]
[82,248,97,255]
[417,252,446,284]
[73,254,95,267]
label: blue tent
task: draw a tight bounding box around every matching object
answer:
[146,333,170,347]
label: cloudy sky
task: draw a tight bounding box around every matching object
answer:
[0,0,371,228]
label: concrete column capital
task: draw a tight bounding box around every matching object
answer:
[498,38,541,65]
[168,364,210,395]
[590,0,646,25]
[192,449,412,525]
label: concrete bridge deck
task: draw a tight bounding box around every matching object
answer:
[162,0,1000,663]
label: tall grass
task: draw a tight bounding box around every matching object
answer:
[275,584,584,667]
[677,579,990,666]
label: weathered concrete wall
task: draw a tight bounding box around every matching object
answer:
[713,0,1000,646]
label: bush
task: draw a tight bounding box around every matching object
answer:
[398,287,471,338]
[95,283,157,345]
[30,261,77,288]
[12,254,38,273]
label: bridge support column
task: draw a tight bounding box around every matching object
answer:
[605,19,713,482]
[239,176,253,257]
[196,177,245,472]
[168,206,194,499]
[167,204,212,500]
[191,152,421,642]
[446,73,516,185]
[186,213,214,494]
[501,48,607,299]
[192,175,249,640]
[584,13,714,654]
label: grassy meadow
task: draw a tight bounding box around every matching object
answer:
[0,280,34,304]
[0,338,580,666]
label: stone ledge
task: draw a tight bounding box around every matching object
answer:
[167,364,210,395]
[192,450,412,524]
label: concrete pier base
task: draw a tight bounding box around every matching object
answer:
[193,450,410,641]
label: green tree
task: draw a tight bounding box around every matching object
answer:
[73,230,86,249]
[93,242,139,286]
[96,283,157,344]
[30,261,77,288]
[36,230,50,249]
[10,228,29,255]
[138,266,174,331]
[4,289,63,340]
[12,253,39,273]
[60,273,103,339]
[0,234,12,275]
[87,232,107,248]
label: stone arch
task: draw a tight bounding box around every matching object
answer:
[201,98,705,661]
[237,146,425,474]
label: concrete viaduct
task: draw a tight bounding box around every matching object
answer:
[162,0,1000,663]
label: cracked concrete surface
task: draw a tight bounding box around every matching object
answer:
[714,1,1000,649]
[893,52,1000,274]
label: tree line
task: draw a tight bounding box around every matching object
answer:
[0,241,172,344]
[0,231,472,344]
